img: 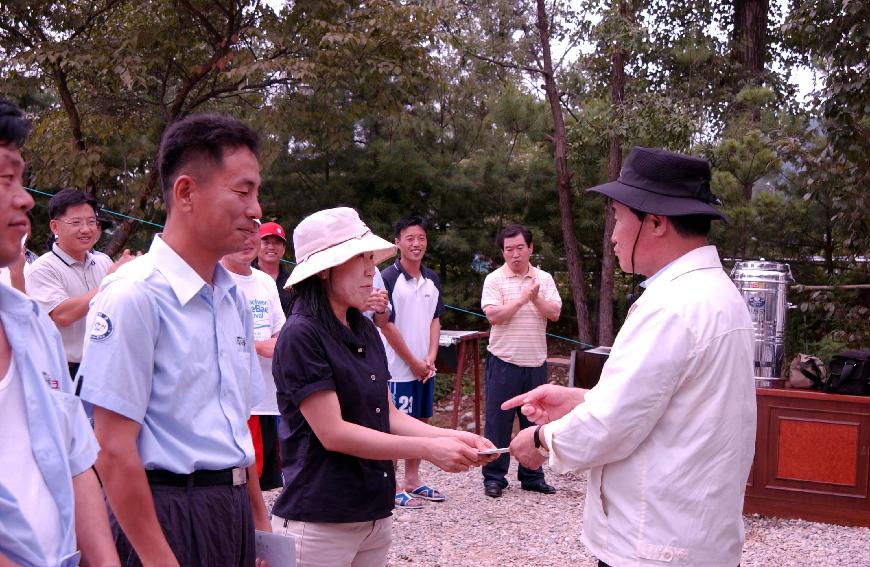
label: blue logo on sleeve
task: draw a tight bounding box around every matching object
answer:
[90,312,114,341]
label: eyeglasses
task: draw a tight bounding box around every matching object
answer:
[57,217,99,229]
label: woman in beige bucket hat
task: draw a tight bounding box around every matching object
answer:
[268,207,496,567]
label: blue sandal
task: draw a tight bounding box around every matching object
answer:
[395,491,423,509]
[409,485,446,502]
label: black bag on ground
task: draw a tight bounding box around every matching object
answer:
[824,349,870,395]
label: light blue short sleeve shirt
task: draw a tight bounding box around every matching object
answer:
[0,284,97,567]
[78,235,263,473]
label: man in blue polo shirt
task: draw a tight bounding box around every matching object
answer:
[78,114,271,566]
[0,98,118,567]
[376,216,445,508]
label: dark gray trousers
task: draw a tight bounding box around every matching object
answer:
[482,353,547,487]
[111,483,255,567]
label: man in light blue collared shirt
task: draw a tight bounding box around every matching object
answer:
[78,114,271,567]
[0,98,118,567]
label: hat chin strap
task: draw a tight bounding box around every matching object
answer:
[627,215,646,309]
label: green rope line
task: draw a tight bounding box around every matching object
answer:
[443,304,594,348]
[26,186,593,348]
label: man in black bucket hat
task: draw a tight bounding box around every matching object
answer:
[504,147,757,567]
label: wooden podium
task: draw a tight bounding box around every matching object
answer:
[745,388,870,527]
[435,330,488,434]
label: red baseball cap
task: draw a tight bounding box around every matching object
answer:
[259,221,287,242]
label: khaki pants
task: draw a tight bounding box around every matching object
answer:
[270,514,392,567]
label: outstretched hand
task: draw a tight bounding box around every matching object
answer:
[501,384,586,424]
[454,431,499,465]
[423,437,484,472]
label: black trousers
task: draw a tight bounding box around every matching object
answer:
[482,354,547,487]
[259,415,283,490]
[111,483,255,567]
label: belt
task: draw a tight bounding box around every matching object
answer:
[146,467,248,487]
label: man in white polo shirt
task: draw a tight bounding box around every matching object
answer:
[481,224,561,498]
[25,189,134,376]
[377,216,445,508]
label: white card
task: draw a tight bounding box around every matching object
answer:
[256,529,296,566]
[477,447,511,455]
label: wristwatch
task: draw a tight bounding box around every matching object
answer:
[533,424,549,457]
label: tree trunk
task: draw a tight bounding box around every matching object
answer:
[103,165,160,257]
[51,64,97,197]
[732,0,769,83]
[535,0,593,345]
[597,0,630,346]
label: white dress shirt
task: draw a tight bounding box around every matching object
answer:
[544,246,756,566]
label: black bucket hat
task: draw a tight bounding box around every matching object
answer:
[587,147,726,221]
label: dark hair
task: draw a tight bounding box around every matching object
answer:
[393,216,427,238]
[289,276,380,346]
[497,224,533,249]
[48,188,98,220]
[0,98,30,148]
[157,113,260,212]
[630,208,712,238]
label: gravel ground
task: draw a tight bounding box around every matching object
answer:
[264,459,870,567]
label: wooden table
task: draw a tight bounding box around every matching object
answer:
[435,330,488,434]
[745,388,870,527]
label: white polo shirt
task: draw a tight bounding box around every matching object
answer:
[380,260,443,382]
[25,243,113,363]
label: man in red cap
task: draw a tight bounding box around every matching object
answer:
[254,221,291,316]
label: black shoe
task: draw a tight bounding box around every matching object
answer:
[521,481,556,495]
[484,481,503,498]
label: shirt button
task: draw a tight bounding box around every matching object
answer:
[357,347,363,353]
[370,374,376,381]
[375,407,381,414]
[383,472,388,478]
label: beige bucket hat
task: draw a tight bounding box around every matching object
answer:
[285,207,396,288]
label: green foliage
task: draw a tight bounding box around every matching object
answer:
[1,0,866,351]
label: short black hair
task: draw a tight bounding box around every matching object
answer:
[48,188,98,220]
[288,275,379,345]
[497,224,533,249]
[0,98,30,148]
[157,113,260,212]
[393,216,427,238]
[629,208,712,238]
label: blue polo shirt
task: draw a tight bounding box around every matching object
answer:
[78,235,263,473]
[380,260,443,382]
[0,283,98,567]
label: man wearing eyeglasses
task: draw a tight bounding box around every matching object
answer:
[25,189,134,376]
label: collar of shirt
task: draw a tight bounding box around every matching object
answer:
[393,258,430,282]
[0,281,40,319]
[51,242,95,267]
[500,263,535,280]
[641,245,723,291]
[148,235,238,306]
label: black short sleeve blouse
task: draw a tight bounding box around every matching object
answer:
[271,308,396,523]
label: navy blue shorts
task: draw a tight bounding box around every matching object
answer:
[389,378,435,419]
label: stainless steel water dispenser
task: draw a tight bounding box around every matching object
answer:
[730,260,794,388]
